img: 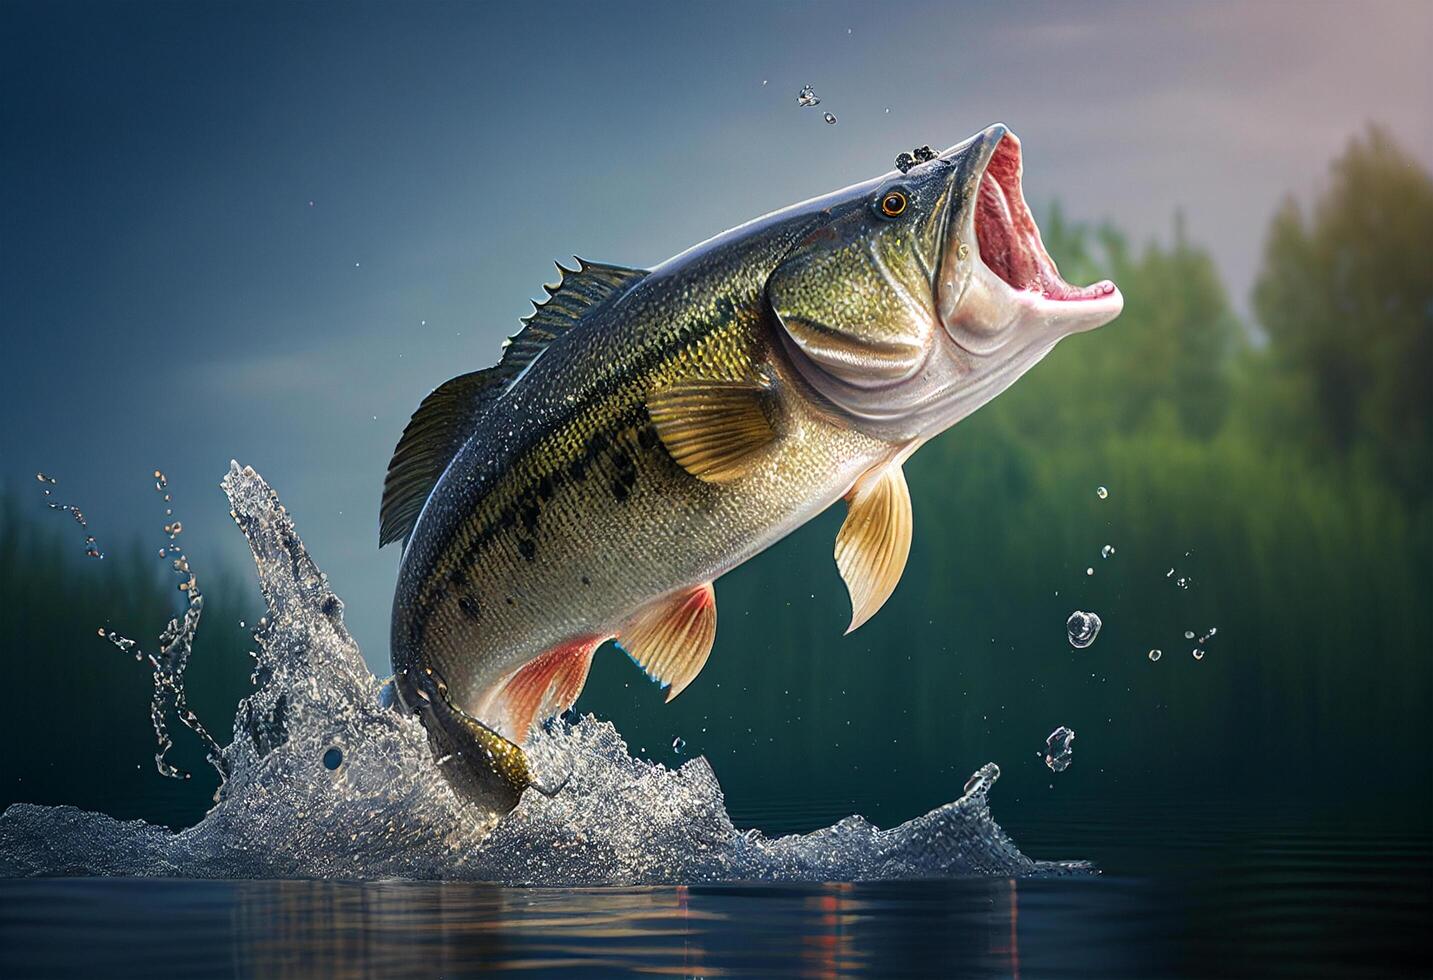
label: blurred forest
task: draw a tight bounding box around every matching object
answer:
[2,126,1429,831]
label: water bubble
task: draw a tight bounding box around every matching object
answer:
[913,145,936,163]
[1101,545,1115,558]
[1148,649,1162,662]
[154,470,168,490]
[1096,486,1108,499]
[1199,627,1218,643]
[1192,649,1205,661]
[823,112,837,125]
[1044,726,1075,773]
[672,737,686,754]
[164,521,183,538]
[1066,610,1102,648]
[1184,630,1195,640]
[895,151,915,173]
[1085,567,1094,576]
[1176,576,1190,589]
[797,84,820,107]
[322,747,343,771]
[35,472,56,485]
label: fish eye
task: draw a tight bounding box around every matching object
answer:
[879,189,908,218]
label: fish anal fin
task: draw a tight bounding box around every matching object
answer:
[835,462,913,634]
[648,380,778,483]
[620,583,716,702]
[489,637,601,744]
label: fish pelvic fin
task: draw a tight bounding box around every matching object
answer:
[647,378,779,483]
[489,637,602,744]
[619,583,717,702]
[835,461,913,634]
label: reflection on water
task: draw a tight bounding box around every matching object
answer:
[3,820,1427,979]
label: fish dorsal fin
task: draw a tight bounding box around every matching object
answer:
[380,368,513,547]
[380,259,646,548]
[648,377,780,483]
[835,462,913,634]
[500,258,647,375]
[619,583,717,702]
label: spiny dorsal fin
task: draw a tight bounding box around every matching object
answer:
[380,369,511,547]
[619,583,716,702]
[835,463,913,634]
[648,378,780,483]
[500,258,647,376]
[379,258,647,548]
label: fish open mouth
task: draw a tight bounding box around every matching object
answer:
[973,132,1118,305]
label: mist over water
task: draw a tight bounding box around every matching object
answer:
[0,463,1086,884]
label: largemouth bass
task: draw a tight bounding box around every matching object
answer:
[382,124,1122,812]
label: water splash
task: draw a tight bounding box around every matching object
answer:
[0,463,1089,883]
[35,471,103,559]
[99,470,224,783]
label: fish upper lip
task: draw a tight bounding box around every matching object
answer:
[964,124,1121,311]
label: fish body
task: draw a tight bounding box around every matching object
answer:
[384,125,1123,812]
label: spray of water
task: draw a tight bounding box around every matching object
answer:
[0,463,1089,883]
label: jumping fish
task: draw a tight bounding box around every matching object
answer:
[382,124,1123,813]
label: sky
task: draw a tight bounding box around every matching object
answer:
[3,0,1429,667]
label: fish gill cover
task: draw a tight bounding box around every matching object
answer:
[0,463,1088,883]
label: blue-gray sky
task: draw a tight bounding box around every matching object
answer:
[3,1,1429,666]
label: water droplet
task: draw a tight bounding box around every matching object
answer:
[823,112,837,125]
[1192,648,1205,661]
[1101,544,1115,558]
[1044,726,1075,773]
[672,737,686,754]
[884,106,891,114]
[1066,610,1102,648]
[322,746,343,770]
[1096,486,1109,499]
[1148,649,1162,662]
[797,84,820,108]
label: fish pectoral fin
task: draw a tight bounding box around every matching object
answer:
[835,462,913,635]
[648,379,778,483]
[489,637,602,744]
[619,583,716,702]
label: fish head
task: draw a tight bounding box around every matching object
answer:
[767,123,1123,442]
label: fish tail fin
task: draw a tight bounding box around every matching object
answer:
[395,666,536,816]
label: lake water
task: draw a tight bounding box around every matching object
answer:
[4,799,1426,978]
